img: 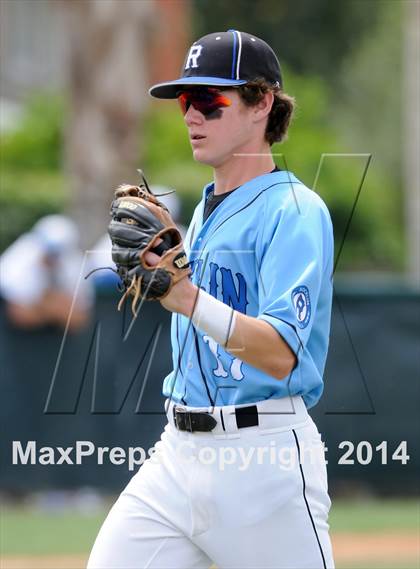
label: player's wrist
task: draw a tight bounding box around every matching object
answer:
[182,281,200,318]
[190,288,237,347]
[163,278,197,318]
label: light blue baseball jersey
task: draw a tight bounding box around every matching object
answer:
[163,169,334,409]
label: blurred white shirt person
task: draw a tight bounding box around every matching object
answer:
[0,215,93,331]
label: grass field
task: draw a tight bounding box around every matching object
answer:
[1,499,419,568]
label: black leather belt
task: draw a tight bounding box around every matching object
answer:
[173,404,259,432]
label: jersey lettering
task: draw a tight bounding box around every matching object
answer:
[190,261,249,313]
[190,258,204,281]
[209,262,219,297]
[220,268,248,313]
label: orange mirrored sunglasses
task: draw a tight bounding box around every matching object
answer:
[177,87,232,117]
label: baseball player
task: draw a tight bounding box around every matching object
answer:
[88,30,335,569]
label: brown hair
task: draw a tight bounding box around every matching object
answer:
[237,79,295,145]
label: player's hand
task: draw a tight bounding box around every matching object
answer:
[144,240,197,317]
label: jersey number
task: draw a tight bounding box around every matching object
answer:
[203,335,244,381]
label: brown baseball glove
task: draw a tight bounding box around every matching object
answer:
[108,171,191,314]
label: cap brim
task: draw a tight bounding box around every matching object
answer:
[149,77,247,99]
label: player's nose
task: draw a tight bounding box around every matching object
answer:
[184,104,204,127]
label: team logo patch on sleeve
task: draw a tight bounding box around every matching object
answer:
[292,286,311,329]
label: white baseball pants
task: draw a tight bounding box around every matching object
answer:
[87,397,334,568]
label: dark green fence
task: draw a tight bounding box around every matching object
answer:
[1,285,419,495]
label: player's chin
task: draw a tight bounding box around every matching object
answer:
[192,149,212,164]
[192,148,221,167]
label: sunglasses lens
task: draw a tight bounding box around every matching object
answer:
[178,93,191,115]
[178,88,231,117]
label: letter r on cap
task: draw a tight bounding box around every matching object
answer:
[185,45,203,69]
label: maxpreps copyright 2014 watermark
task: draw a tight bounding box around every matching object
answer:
[11,440,410,472]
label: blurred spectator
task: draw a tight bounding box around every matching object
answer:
[86,187,187,289]
[0,215,93,331]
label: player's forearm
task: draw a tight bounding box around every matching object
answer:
[178,283,296,380]
[225,312,296,379]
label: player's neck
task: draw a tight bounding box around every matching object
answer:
[213,145,275,195]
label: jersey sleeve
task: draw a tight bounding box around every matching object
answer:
[256,189,333,357]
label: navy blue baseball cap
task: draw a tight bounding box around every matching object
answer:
[149,30,282,99]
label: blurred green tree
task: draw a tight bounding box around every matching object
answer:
[192,0,380,81]
[329,0,404,271]
[0,95,67,251]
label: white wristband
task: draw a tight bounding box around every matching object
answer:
[191,289,237,347]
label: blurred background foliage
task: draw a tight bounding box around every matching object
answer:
[193,0,381,82]
[0,0,404,271]
[0,95,67,250]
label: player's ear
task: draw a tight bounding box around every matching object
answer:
[252,91,274,123]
